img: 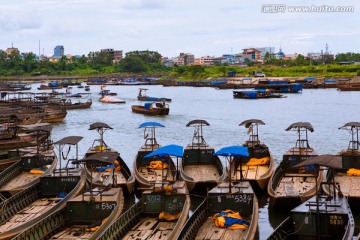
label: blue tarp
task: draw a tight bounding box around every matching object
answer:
[324,79,336,83]
[138,122,165,128]
[145,144,184,158]
[267,81,289,85]
[144,103,152,110]
[304,77,316,81]
[214,146,249,157]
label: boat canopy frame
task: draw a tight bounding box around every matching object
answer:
[339,122,360,150]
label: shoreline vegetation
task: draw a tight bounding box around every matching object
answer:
[1,50,360,82]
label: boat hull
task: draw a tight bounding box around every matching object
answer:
[131,105,169,115]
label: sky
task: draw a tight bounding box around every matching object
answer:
[1,0,359,58]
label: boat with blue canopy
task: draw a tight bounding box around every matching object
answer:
[179,145,258,240]
[98,144,190,240]
[233,89,285,99]
[131,101,170,116]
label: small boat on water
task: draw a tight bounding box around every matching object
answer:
[131,101,170,116]
[268,155,355,240]
[233,119,275,191]
[337,84,360,91]
[322,122,360,206]
[179,146,258,240]
[0,125,58,198]
[99,95,126,103]
[99,85,117,96]
[179,119,226,193]
[0,136,86,240]
[85,85,90,91]
[233,89,286,99]
[133,122,176,190]
[267,122,321,209]
[137,88,172,102]
[98,145,190,240]
[82,122,134,195]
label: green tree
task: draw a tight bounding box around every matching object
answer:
[125,50,162,63]
[115,56,147,73]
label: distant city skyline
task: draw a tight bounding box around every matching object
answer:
[1,0,359,57]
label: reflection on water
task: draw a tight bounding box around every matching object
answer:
[31,83,360,239]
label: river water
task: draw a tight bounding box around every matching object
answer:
[33,83,360,239]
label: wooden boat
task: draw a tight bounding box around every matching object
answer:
[82,122,134,195]
[65,98,92,109]
[268,155,355,240]
[14,182,124,240]
[0,123,51,152]
[322,122,360,206]
[99,95,126,103]
[0,147,44,172]
[232,119,275,191]
[267,122,321,209]
[99,85,117,96]
[85,85,90,91]
[131,101,170,116]
[179,119,226,193]
[133,122,176,190]
[0,140,58,198]
[233,89,286,99]
[337,84,360,91]
[178,146,258,240]
[98,145,190,240]
[0,136,86,240]
[137,88,172,102]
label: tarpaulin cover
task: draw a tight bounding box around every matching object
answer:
[145,144,183,158]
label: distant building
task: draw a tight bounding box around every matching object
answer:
[284,53,299,60]
[54,45,64,57]
[256,47,275,60]
[162,57,175,67]
[101,48,123,63]
[274,48,285,60]
[242,48,261,62]
[307,52,322,60]
[222,54,237,65]
[179,53,194,65]
[6,47,19,55]
[196,56,214,66]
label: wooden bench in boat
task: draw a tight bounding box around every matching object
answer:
[139,167,171,183]
[0,198,57,234]
[335,175,360,197]
[275,175,317,197]
[235,165,268,180]
[122,218,176,240]
[183,165,219,181]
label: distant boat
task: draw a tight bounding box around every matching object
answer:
[233,89,286,99]
[99,85,117,96]
[337,84,360,91]
[131,101,169,116]
[137,88,172,102]
[85,85,90,91]
[99,95,126,103]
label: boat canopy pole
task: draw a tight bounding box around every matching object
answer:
[144,126,158,150]
[191,124,207,147]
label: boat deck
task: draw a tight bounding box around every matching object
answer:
[184,165,219,181]
[139,167,174,183]
[0,171,42,192]
[0,198,57,233]
[335,174,360,197]
[49,225,94,239]
[274,173,316,197]
[195,218,249,239]
[121,218,176,240]
[235,165,269,180]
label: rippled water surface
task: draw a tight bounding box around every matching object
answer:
[34,83,360,239]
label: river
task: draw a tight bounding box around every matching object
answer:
[33,83,360,239]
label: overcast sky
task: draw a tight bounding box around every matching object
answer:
[1,0,359,58]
